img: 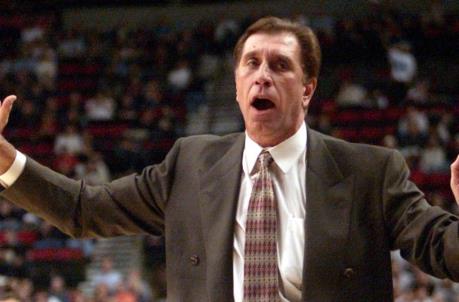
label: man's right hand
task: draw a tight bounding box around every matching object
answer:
[0,95,18,175]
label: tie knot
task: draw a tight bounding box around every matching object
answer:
[257,150,273,168]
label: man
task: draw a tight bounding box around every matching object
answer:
[92,257,123,292]
[0,17,459,302]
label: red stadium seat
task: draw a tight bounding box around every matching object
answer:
[27,247,84,262]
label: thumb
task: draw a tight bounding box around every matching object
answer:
[0,95,17,133]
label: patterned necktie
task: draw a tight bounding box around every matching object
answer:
[243,150,279,301]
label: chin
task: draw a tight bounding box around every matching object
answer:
[247,125,282,146]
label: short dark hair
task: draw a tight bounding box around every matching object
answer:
[233,16,322,80]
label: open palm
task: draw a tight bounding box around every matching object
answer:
[0,95,16,134]
[0,95,17,175]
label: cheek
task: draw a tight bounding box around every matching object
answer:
[281,82,304,106]
[235,76,247,98]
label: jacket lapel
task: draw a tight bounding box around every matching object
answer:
[302,129,354,301]
[199,134,245,302]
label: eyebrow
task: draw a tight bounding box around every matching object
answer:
[241,50,295,65]
[241,50,259,61]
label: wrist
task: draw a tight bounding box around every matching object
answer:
[0,135,16,175]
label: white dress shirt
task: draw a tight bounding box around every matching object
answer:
[234,122,307,302]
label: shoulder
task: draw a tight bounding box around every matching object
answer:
[177,132,243,148]
[175,133,243,155]
[311,129,395,156]
[309,129,402,174]
[171,132,244,166]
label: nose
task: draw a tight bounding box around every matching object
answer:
[255,63,272,87]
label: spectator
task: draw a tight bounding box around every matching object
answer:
[92,283,112,302]
[0,199,23,231]
[365,89,389,109]
[197,52,220,81]
[75,153,111,185]
[21,22,45,44]
[53,150,79,178]
[398,119,428,160]
[37,112,58,142]
[132,108,158,141]
[68,289,86,302]
[151,107,177,141]
[388,42,417,83]
[54,124,84,155]
[406,79,431,105]
[214,15,240,52]
[428,114,451,146]
[58,29,86,58]
[419,135,448,173]
[117,93,138,123]
[335,79,367,107]
[113,135,146,174]
[34,47,57,87]
[382,134,399,149]
[398,106,429,137]
[142,80,164,110]
[85,90,116,121]
[36,220,67,243]
[92,257,122,293]
[48,275,70,302]
[15,99,40,129]
[113,282,137,302]
[167,59,192,91]
[14,278,33,302]
[387,41,417,101]
[125,270,152,302]
[315,112,333,135]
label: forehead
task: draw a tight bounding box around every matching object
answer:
[241,32,301,61]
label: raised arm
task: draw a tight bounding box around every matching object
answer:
[0,94,174,238]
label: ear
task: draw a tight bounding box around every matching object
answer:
[235,68,240,103]
[302,78,317,109]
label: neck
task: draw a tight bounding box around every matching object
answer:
[247,123,304,147]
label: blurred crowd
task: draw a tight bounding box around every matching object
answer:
[0,1,459,301]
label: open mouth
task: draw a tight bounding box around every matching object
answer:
[251,98,275,110]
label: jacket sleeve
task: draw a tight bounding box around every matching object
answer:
[383,150,459,280]
[0,138,182,238]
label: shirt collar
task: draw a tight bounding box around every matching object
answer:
[243,122,307,175]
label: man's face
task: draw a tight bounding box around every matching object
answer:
[235,32,316,147]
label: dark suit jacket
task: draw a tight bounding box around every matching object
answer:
[2,128,459,301]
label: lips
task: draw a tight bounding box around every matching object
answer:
[251,97,275,110]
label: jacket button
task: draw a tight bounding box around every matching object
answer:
[343,268,355,279]
[190,255,200,266]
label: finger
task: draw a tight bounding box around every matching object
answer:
[452,155,459,173]
[0,95,17,132]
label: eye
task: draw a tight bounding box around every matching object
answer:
[275,60,289,70]
[246,58,259,67]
